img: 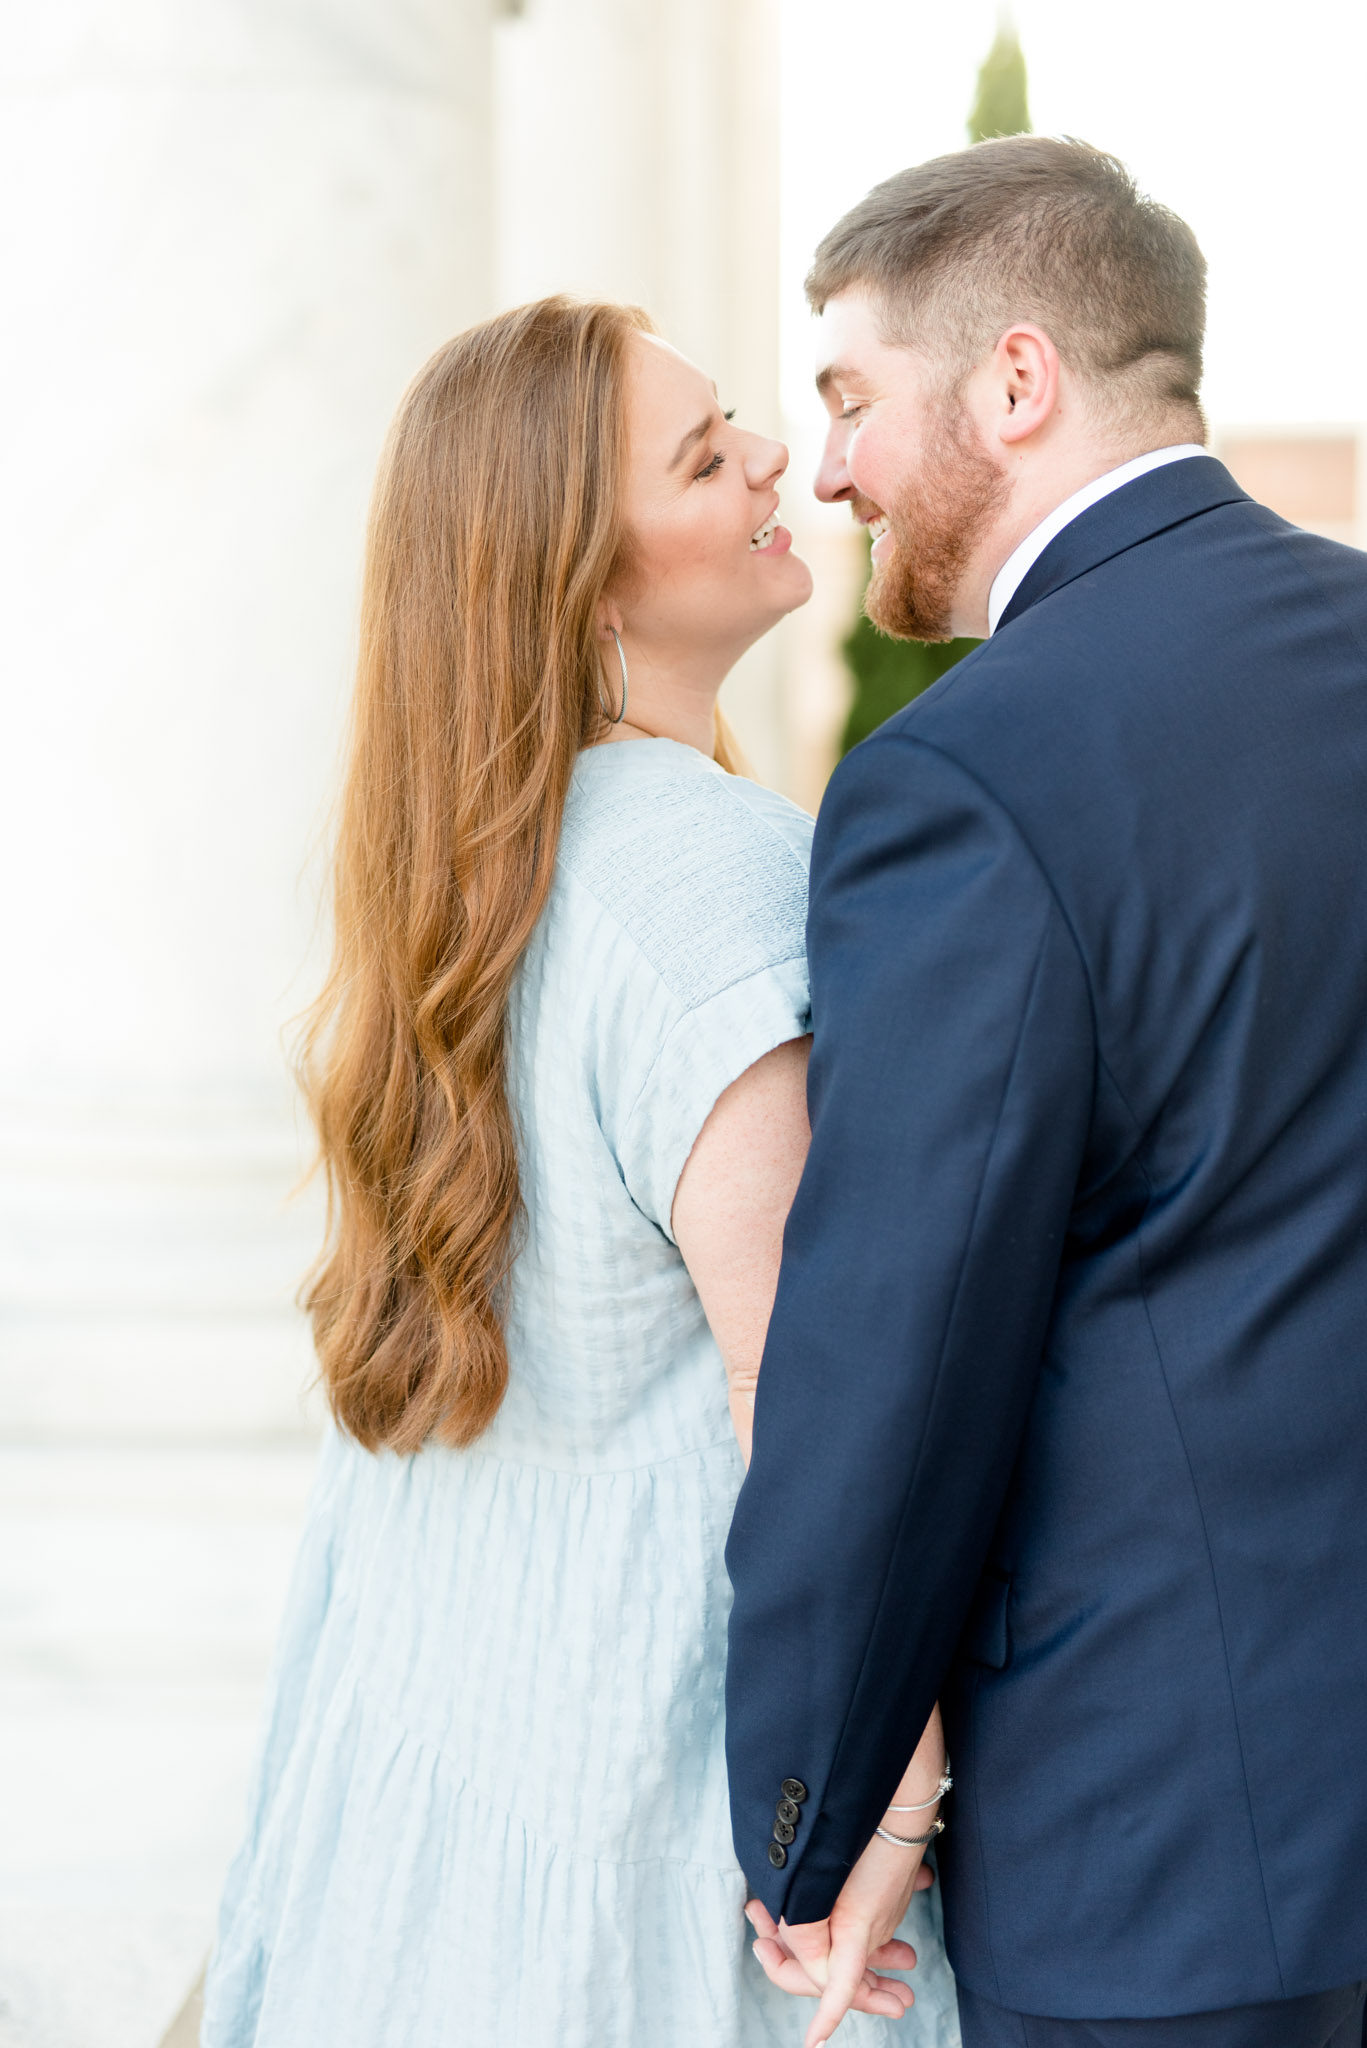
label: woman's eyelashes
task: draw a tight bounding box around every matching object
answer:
[695,409,736,480]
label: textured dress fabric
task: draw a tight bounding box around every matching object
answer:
[200,738,960,2048]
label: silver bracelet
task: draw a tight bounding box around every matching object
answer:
[887,1765,953,1813]
[875,1816,945,1848]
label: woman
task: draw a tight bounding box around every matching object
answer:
[202,297,959,2046]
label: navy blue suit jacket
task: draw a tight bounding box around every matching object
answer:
[725,459,1367,2017]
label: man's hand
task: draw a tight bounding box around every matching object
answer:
[746,1838,934,2045]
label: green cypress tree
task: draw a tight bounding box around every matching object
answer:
[967,20,1031,143]
[837,22,1029,757]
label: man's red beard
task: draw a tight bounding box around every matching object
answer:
[860,396,1010,643]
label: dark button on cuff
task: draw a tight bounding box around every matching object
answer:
[776,1797,800,1826]
[780,1778,808,1803]
[767,1841,788,1868]
[772,1819,796,1845]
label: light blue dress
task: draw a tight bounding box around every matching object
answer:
[202,739,960,2047]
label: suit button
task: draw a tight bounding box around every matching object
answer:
[776,1797,801,1826]
[772,1820,796,1845]
[768,1842,788,1868]
[781,1778,808,1803]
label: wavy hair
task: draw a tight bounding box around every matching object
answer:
[301,296,741,1452]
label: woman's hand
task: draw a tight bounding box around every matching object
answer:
[750,1704,947,2042]
[746,1838,933,2042]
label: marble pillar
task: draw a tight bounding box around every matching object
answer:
[0,0,495,1443]
[0,6,495,2039]
[494,0,790,787]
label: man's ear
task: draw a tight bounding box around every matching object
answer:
[993,325,1060,447]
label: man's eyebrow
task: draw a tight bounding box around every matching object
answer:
[816,361,862,396]
[669,414,716,470]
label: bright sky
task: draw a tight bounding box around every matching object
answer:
[780,0,1367,434]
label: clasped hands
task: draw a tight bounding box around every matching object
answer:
[745,1839,932,2046]
[745,1708,946,2046]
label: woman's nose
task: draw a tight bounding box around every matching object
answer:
[743,433,788,487]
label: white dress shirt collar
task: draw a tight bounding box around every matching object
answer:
[986,444,1209,636]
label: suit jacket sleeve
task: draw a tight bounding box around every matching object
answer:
[724,726,1094,1923]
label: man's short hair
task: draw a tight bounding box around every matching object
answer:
[808,137,1207,434]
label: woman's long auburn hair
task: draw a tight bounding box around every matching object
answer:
[301,296,744,1453]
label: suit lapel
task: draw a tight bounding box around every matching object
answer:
[996,456,1250,633]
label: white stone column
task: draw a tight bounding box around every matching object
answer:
[0,0,495,1442]
[494,0,789,786]
[0,8,495,2038]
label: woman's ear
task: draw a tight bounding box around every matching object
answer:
[596,602,625,642]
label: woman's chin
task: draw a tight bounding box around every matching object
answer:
[775,549,815,612]
[748,570,814,633]
[750,531,813,602]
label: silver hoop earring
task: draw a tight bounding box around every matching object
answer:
[602,627,628,725]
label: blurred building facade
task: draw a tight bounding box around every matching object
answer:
[1217,430,1365,547]
[0,3,781,2043]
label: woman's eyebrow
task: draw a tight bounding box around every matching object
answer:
[669,414,716,470]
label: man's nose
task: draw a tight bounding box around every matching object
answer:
[814,423,854,503]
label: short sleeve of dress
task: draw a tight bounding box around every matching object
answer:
[618,945,811,1241]
[557,748,813,1243]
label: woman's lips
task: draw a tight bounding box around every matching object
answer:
[752,524,792,556]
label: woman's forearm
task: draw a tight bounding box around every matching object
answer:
[882,1702,948,1819]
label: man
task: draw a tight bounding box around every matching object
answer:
[725,137,1367,2048]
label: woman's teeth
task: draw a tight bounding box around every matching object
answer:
[749,515,780,552]
[867,514,889,540]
